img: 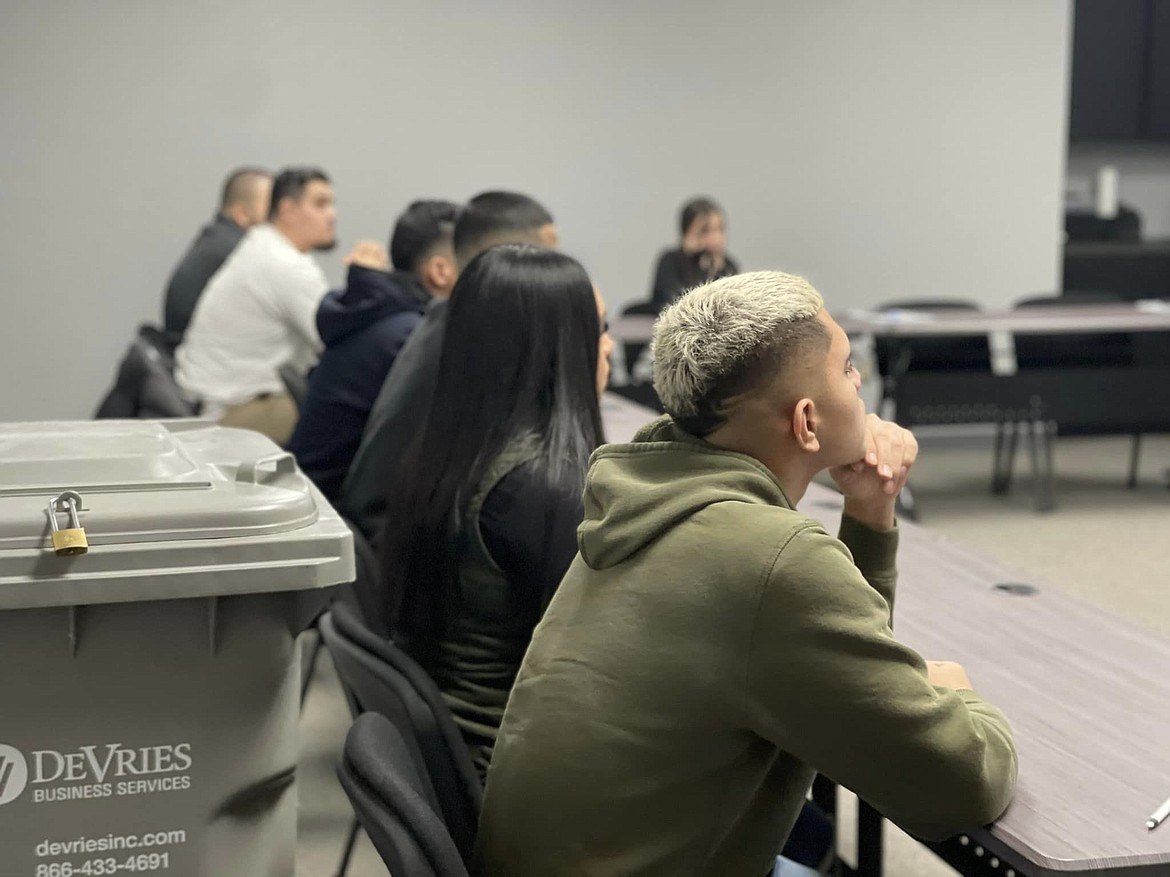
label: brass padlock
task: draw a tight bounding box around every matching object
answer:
[48,491,88,556]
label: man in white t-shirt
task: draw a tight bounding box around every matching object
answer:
[176,167,337,445]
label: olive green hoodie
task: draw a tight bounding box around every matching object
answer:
[477,417,1017,877]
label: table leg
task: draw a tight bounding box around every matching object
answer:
[1031,418,1055,513]
[811,774,837,819]
[856,800,884,877]
[991,420,1008,494]
[992,421,1019,495]
[812,777,884,877]
[1127,433,1142,489]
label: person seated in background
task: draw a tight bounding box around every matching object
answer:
[477,271,1018,876]
[162,167,272,345]
[379,244,612,778]
[175,167,337,446]
[620,196,742,387]
[288,199,460,501]
[649,195,740,309]
[337,190,559,540]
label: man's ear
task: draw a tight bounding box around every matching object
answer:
[423,255,457,297]
[226,203,251,227]
[269,196,291,226]
[792,398,819,452]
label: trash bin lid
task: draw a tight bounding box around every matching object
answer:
[0,420,354,610]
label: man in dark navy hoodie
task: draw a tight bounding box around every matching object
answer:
[337,191,558,540]
[289,200,460,500]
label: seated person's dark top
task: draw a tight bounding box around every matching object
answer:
[427,446,583,778]
[163,214,246,342]
[337,299,448,540]
[479,460,581,614]
[650,248,740,310]
[289,266,429,501]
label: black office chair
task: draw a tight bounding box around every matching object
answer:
[94,324,199,419]
[278,363,309,409]
[138,323,179,358]
[1011,291,1145,488]
[1013,291,1134,368]
[319,604,481,873]
[340,520,394,640]
[338,713,470,877]
[869,300,999,515]
[872,299,992,395]
[300,519,378,713]
[619,299,660,385]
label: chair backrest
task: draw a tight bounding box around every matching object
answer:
[319,604,482,862]
[872,299,991,381]
[1016,289,1123,307]
[619,300,662,386]
[278,364,308,407]
[334,519,392,639]
[137,323,179,358]
[1012,291,1135,368]
[339,713,469,877]
[94,325,199,419]
[877,298,982,312]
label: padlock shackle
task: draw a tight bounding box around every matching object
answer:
[47,490,89,556]
[49,491,84,530]
[51,490,84,511]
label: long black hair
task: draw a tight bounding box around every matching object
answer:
[380,244,605,656]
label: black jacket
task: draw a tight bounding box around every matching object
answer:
[650,248,740,309]
[163,214,246,342]
[337,298,449,539]
[289,267,430,501]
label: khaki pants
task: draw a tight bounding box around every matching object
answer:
[219,393,299,447]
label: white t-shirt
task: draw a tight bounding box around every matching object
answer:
[176,224,328,419]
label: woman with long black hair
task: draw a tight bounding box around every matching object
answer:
[379,243,612,775]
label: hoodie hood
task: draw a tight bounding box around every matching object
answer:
[316,266,430,344]
[578,415,793,569]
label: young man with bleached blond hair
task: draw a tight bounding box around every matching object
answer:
[477,271,1018,877]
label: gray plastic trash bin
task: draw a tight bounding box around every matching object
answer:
[0,420,354,877]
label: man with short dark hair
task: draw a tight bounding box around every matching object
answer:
[175,167,337,445]
[449,190,558,265]
[337,191,557,539]
[289,199,460,500]
[163,167,272,342]
[477,272,1018,876]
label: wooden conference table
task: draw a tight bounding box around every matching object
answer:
[600,392,1170,877]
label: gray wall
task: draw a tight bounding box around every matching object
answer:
[0,0,1071,422]
[1067,144,1170,238]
